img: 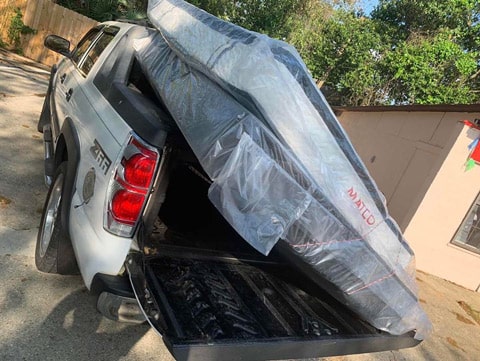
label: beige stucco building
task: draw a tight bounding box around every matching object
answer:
[336,105,480,292]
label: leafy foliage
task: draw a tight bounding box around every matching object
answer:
[56,0,147,22]
[187,0,356,38]
[187,0,306,38]
[289,1,479,105]
[8,8,37,54]
[288,11,391,105]
[370,0,480,105]
[372,0,480,48]
[381,32,477,104]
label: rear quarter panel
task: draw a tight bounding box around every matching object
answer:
[61,25,138,288]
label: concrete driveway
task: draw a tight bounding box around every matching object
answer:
[0,49,479,361]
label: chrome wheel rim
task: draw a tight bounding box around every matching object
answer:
[39,173,64,258]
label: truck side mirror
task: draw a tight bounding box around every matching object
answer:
[44,35,71,57]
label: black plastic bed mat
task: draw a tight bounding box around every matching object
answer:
[128,250,419,361]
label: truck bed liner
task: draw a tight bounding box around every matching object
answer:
[127,246,419,361]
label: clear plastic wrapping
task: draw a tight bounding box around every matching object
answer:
[134,0,432,339]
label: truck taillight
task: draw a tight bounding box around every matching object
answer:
[124,153,156,188]
[111,190,144,225]
[105,135,159,237]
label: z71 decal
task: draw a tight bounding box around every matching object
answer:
[90,139,112,175]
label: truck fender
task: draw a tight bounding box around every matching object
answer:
[37,64,57,132]
[54,117,80,274]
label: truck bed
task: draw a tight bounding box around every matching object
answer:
[121,154,421,360]
[127,244,419,361]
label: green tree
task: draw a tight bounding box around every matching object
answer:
[288,1,479,105]
[381,31,477,104]
[288,10,393,105]
[187,0,308,38]
[186,0,358,38]
[372,0,480,50]
[371,0,479,104]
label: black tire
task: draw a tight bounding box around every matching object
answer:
[35,162,78,274]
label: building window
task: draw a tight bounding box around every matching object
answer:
[452,193,480,255]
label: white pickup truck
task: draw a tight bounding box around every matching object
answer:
[36,18,422,361]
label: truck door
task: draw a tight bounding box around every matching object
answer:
[53,27,103,141]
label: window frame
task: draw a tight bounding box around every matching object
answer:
[78,31,117,76]
[451,192,480,256]
[70,25,119,78]
[70,26,104,68]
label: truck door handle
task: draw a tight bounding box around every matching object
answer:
[60,73,66,84]
[66,88,73,101]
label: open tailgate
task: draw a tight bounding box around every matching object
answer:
[126,247,419,361]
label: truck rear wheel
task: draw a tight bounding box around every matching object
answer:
[35,162,78,274]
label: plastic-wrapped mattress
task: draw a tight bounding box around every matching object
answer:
[135,0,432,339]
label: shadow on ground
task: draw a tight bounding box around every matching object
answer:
[0,255,172,361]
[0,59,48,233]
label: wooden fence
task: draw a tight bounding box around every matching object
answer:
[0,0,97,66]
